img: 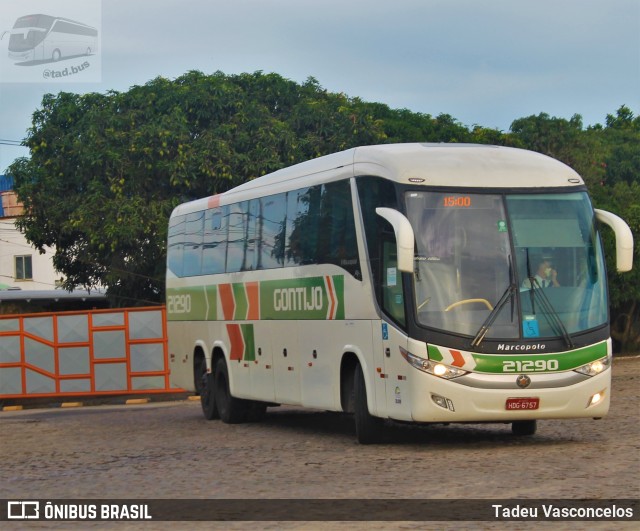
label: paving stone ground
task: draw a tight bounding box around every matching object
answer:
[1,356,638,530]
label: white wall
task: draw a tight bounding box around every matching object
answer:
[0,217,61,290]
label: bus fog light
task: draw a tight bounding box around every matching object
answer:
[587,390,605,407]
[575,356,611,377]
[431,394,455,411]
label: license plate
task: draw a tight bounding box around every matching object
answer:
[506,397,539,410]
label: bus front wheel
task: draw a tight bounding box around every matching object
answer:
[214,357,249,424]
[52,49,61,62]
[354,363,385,444]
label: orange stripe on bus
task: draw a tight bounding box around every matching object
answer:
[245,281,260,320]
[219,284,235,320]
[450,349,465,367]
[227,324,245,361]
[325,276,336,319]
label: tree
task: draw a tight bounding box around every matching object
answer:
[596,182,640,352]
[8,70,637,351]
[8,71,387,305]
[509,106,640,352]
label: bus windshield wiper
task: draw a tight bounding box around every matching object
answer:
[524,248,574,349]
[471,255,516,349]
[470,283,517,348]
[527,277,574,349]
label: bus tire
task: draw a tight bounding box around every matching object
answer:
[52,49,61,62]
[214,357,248,424]
[512,420,537,436]
[354,363,384,444]
[198,359,219,420]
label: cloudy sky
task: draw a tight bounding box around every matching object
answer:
[0,0,638,172]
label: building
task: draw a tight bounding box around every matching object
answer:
[0,175,61,290]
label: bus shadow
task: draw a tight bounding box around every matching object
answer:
[259,408,570,447]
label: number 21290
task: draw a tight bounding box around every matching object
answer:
[503,359,559,372]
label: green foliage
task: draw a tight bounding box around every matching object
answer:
[9,71,389,305]
[510,106,640,352]
[7,72,638,350]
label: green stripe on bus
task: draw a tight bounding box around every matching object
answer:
[167,285,217,321]
[427,341,608,373]
[260,276,344,320]
[233,283,248,320]
[242,324,256,361]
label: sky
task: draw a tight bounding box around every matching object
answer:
[0,0,638,172]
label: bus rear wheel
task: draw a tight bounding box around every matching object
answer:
[198,358,219,420]
[214,357,249,424]
[354,363,385,444]
[512,420,537,436]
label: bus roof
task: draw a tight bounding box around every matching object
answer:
[13,13,96,30]
[175,143,584,215]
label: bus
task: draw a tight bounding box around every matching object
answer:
[166,143,633,443]
[2,14,97,63]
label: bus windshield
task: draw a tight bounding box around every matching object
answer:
[8,15,54,52]
[406,191,607,341]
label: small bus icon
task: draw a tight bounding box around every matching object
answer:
[1,13,97,64]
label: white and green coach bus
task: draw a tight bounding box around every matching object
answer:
[166,143,633,443]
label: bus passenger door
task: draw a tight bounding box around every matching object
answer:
[271,321,301,405]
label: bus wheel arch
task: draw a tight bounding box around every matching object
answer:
[340,352,359,413]
[52,49,61,61]
[340,351,385,444]
[354,361,385,444]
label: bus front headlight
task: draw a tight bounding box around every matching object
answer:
[574,356,611,377]
[399,347,467,379]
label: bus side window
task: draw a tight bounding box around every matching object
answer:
[167,214,185,277]
[318,181,361,278]
[257,193,287,269]
[226,201,255,272]
[203,207,227,275]
[285,186,321,266]
[183,211,204,277]
[356,176,404,326]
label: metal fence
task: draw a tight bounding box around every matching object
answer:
[0,306,182,398]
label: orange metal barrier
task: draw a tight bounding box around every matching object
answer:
[0,306,183,399]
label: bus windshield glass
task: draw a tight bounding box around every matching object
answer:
[406,191,607,340]
[8,15,54,52]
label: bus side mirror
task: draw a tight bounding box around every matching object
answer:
[375,207,415,273]
[595,209,634,273]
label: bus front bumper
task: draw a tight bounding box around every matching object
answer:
[407,369,611,423]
